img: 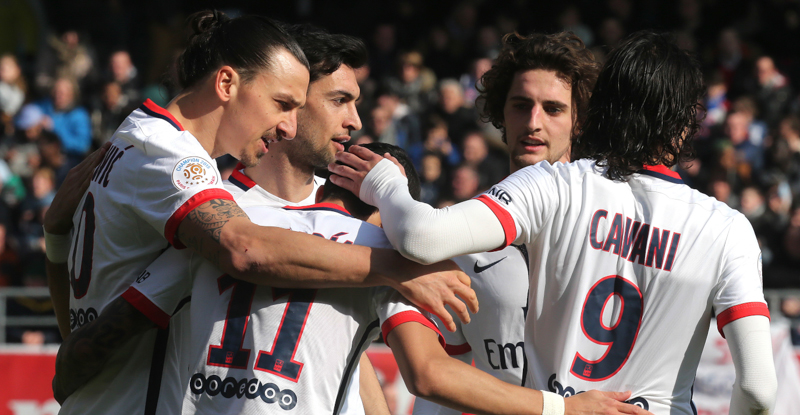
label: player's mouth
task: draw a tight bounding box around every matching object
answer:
[331,135,351,152]
[519,136,546,153]
[260,135,280,153]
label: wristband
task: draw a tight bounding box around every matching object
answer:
[44,229,72,263]
[541,391,565,415]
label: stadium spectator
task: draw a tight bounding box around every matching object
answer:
[107,50,140,104]
[460,130,507,189]
[386,51,437,115]
[0,54,25,134]
[92,81,136,145]
[433,79,479,147]
[36,77,91,169]
[755,55,793,128]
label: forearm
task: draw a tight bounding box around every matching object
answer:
[46,259,71,339]
[389,324,541,415]
[362,160,505,264]
[53,298,154,403]
[200,216,401,288]
[360,353,391,415]
[724,316,777,415]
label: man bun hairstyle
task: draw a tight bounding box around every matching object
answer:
[572,31,704,180]
[478,31,600,142]
[284,24,368,83]
[323,143,420,220]
[176,10,309,89]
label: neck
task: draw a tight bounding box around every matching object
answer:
[166,88,224,158]
[244,150,317,203]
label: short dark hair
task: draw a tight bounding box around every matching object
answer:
[175,10,309,89]
[323,143,420,220]
[572,31,705,180]
[284,24,368,83]
[478,31,600,142]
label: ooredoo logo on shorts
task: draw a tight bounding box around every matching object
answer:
[172,157,219,190]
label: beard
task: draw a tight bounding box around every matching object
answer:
[286,134,336,171]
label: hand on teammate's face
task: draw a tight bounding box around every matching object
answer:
[328,145,406,198]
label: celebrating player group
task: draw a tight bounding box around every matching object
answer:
[43,8,776,415]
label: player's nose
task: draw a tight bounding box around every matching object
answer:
[346,104,362,131]
[277,111,298,140]
[529,105,543,131]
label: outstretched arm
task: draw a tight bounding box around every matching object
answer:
[388,322,652,415]
[723,316,777,415]
[52,297,155,403]
[329,146,506,264]
[176,200,478,332]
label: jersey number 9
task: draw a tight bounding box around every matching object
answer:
[570,275,643,381]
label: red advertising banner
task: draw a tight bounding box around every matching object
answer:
[0,346,58,415]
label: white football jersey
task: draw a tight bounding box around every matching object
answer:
[60,100,232,415]
[475,160,769,415]
[413,246,529,415]
[223,167,364,415]
[124,203,442,415]
[224,163,325,209]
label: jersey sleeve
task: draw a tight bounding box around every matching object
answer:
[372,287,445,348]
[434,312,472,357]
[474,163,559,248]
[130,137,233,248]
[120,247,196,329]
[712,214,770,337]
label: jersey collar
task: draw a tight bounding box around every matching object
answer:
[284,202,353,218]
[638,165,684,184]
[139,99,184,131]
[228,164,257,191]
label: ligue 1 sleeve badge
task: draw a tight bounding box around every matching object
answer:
[172,157,220,190]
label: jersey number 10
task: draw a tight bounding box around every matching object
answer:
[570,275,643,381]
[207,275,316,382]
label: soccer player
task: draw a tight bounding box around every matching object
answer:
[56,143,647,415]
[330,31,777,415]
[413,31,600,415]
[208,23,382,415]
[43,11,474,415]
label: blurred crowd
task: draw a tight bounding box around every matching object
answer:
[1,0,800,344]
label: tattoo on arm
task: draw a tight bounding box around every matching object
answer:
[186,199,248,243]
[54,298,154,402]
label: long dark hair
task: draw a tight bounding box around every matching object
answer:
[572,31,704,180]
[175,10,309,89]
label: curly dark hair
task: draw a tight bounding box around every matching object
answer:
[283,23,368,83]
[477,31,600,142]
[572,31,705,181]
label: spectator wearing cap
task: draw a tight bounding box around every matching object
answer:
[5,104,47,181]
[36,76,92,169]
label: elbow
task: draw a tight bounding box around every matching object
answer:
[395,223,446,266]
[738,375,777,413]
[401,361,445,399]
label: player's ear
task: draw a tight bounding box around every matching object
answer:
[315,186,324,204]
[214,66,237,102]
